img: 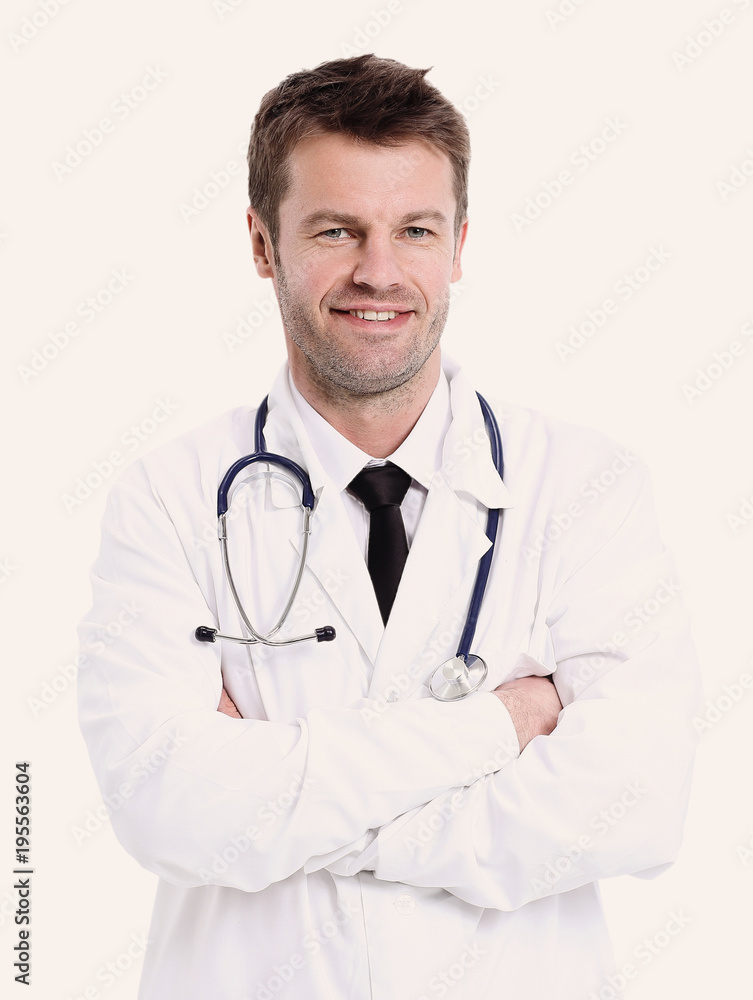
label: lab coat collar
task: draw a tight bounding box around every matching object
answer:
[437,355,513,510]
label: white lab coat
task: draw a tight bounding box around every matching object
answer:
[78,356,701,1000]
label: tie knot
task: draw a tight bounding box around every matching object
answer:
[347,462,412,512]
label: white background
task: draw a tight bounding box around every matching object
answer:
[2,0,752,997]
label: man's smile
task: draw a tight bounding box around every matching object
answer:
[330,307,414,327]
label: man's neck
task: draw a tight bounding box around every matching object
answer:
[289,352,441,459]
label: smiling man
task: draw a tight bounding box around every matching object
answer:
[78,55,700,1000]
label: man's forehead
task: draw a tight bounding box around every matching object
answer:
[280,133,456,217]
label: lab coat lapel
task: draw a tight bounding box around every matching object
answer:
[290,482,384,663]
[369,361,514,700]
[369,481,493,699]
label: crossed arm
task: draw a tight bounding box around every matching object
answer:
[219,675,564,751]
[209,456,699,909]
[79,454,700,908]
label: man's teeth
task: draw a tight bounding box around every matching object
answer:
[348,310,398,321]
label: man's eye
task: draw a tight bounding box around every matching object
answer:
[321,228,349,239]
[405,227,429,239]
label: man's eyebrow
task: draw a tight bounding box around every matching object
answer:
[299,209,452,231]
[396,209,451,229]
[299,211,363,231]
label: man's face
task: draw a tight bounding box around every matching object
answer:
[249,133,467,400]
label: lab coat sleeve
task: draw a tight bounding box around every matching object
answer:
[332,455,702,910]
[77,460,515,893]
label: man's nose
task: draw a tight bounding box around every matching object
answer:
[351,234,404,289]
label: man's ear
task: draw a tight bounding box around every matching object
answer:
[450,218,469,283]
[246,207,275,279]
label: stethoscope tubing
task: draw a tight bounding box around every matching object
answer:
[216,398,315,517]
[454,393,503,662]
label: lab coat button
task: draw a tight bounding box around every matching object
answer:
[394,893,416,914]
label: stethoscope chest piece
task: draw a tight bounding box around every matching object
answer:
[429,654,488,702]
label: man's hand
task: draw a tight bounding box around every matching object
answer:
[218,687,243,718]
[492,675,562,751]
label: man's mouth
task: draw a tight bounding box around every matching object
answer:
[333,308,412,324]
[347,309,399,321]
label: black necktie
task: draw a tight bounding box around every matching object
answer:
[347,463,412,624]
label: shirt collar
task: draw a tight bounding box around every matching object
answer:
[288,369,451,494]
[264,354,513,509]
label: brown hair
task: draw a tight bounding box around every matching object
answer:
[247,54,470,246]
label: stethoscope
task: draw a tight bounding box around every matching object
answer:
[195,392,504,702]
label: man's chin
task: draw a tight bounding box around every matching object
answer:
[307,352,434,399]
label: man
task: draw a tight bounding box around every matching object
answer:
[78,54,701,999]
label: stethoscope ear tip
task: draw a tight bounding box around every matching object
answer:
[315,626,337,642]
[195,626,218,643]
